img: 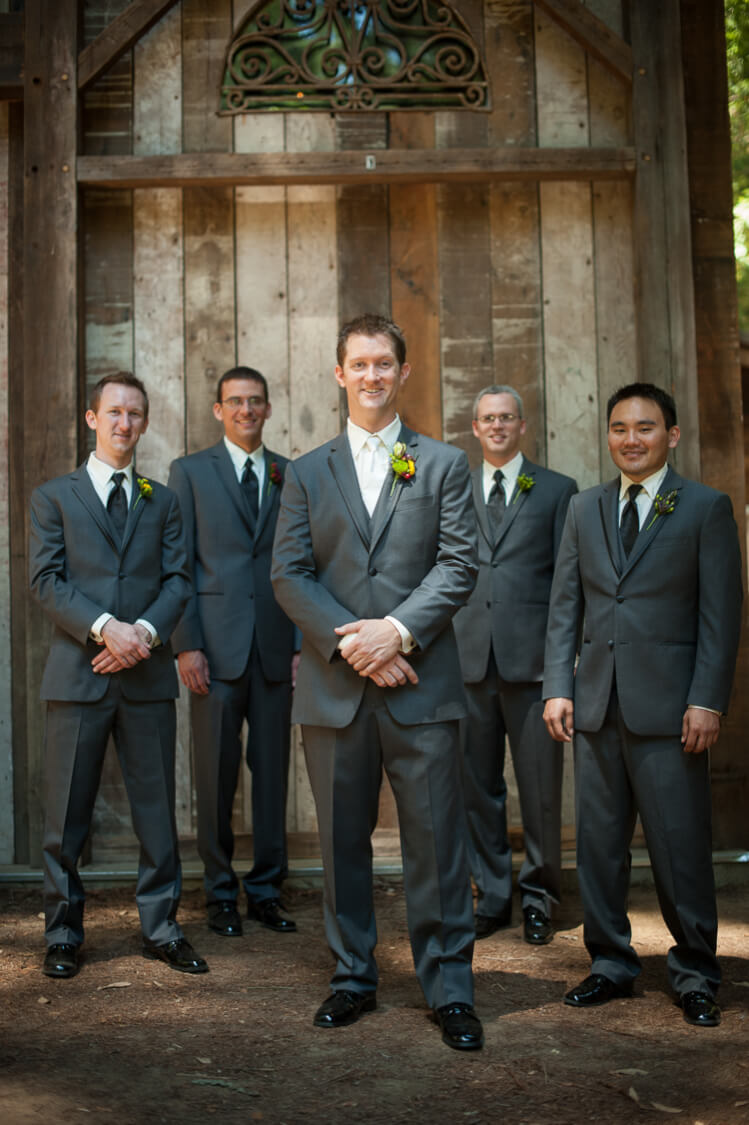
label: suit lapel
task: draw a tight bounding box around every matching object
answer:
[70,465,120,552]
[472,467,492,549]
[327,435,372,550]
[493,457,533,550]
[370,425,417,555]
[120,477,148,556]
[211,441,256,538]
[598,477,622,577]
[621,466,682,577]
[254,449,279,543]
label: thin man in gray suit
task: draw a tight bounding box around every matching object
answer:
[30,373,208,979]
[454,385,576,945]
[543,383,743,1027]
[168,367,298,938]
[271,314,483,1050]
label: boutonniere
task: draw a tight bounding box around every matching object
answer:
[389,441,417,495]
[267,460,283,496]
[133,476,153,510]
[513,473,535,504]
[645,489,679,530]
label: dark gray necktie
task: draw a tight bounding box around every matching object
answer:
[487,469,506,533]
[620,483,643,556]
[241,457,259,522]
[107,471,128,539]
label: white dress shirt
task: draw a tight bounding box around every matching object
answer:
[481,449,524,505]
[224,436,266,496]
[86,452,158,647]
[344,414,414,654]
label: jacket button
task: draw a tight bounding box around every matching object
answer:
[608,640,614,649]
[616,595,624,604]
[486,601,491,609]
[369,567,377,576]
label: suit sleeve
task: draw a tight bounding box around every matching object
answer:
[167,458,204,654]
[29,484,110,644]
[688,491,744,713]
[271,460,360,662]
[542,498,583,701]
[132,488,191,644]
[385,449,479,651]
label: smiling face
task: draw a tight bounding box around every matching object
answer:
[607,396,680,481]
[472,392,526,467]
[335,332,410,432]
[85,382,148,469]
[212,377,272,453]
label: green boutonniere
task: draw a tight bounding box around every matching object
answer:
[133,476,153,510]
[645,489,679,530]
[389,441,417,495]
[513,473,535,504]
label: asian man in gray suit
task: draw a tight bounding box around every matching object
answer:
[454,386,576,946]
[271,314,482,1050]
[168,367,298,939]
[543,383,743,1028]
[30,373,207,979]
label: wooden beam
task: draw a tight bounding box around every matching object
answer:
[78,0,182,91]
[77,146,636,188]
[533,0,633,84]
[0,13,24,101]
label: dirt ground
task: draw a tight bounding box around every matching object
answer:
[0,879,747,1125]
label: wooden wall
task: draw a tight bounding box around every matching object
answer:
[0,0,742,867]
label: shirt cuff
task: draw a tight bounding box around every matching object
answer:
[385,615,415,654]
[90,613,113,643]
[136,619,160,648]
[687,704,722,717]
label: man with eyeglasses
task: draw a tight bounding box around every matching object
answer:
[453,385,577,946]
[168,367,299,938]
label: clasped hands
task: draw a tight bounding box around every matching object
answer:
[335,619,418,688]
[91,619,152,674]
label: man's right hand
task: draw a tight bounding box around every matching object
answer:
[92,619,151,673]
[178,649,211,695]
[543,697,574,742]
[369,653,419,689]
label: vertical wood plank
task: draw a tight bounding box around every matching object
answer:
[0,103,13,860]
[81,0,133,158]
[182,0,233,154]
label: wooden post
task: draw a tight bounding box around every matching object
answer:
[680,0,749,848]
[22,0,79,864]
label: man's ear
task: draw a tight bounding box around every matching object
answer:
[85,409,97,433]
[668,425,681,450]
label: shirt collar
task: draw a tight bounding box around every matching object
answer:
[618,462,669,503]
[482,450,524,493]
[88,451,134,488]
[224,436,264,474]
[346,414,402,457]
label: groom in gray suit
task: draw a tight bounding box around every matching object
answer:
[30,373,207,979]
[272,314,483,1050]
[543,383,743,1027]
[453,386,576,945]
[168,367,298,938]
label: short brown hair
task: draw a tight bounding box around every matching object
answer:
[216,366,268,405]
[89,372,149,418]
[336,314,407,367]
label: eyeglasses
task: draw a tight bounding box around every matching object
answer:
[221,396,266,410]
[477,413,519,425]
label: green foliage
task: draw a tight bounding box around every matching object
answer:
[726,1,749,332]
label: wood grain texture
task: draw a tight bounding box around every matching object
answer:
[534,0,632,83]
[78,0,182,90]
[0,104,13,861]
[81,0,134,158]
[182,0,232,153]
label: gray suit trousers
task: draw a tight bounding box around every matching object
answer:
[43,680,182,947]
[461,659,563,917]
[302,682,475,1009]
[575,688,719,997]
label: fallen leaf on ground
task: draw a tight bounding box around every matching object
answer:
[96,981,132,990]
[651,1104,682,1114]
[628,1087,640,1103]
[614,1068,648,1076]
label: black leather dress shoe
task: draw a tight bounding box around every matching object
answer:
[43,943,79,979]
[679,990,721,1027]
[143,938,209,974]
[207,902,243,937]
[523,906,554,945]
[247,898,297,933]
[434,1003,484,1050]
[313,990,377,1028]
[474,907,512,939]
[564,973,633,1007]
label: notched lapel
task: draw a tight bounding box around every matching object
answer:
[370,426,418,555]
[120,482,148,556]
[71,469,119,553]
[493,461,534,550]
[472,469,492,548]
[328,438,371,550]
[254,450,280,543]
[621,467,682,577]
[212,443,256,538]
[598,479,622,576]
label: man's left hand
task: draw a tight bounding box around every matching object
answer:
[681,707,721,754]
[335,618,401,676]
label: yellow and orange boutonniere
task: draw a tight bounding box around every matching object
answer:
[389,441,417,495]
[267,460,283,496]
[133,476,153,510]
[513,473,535,503]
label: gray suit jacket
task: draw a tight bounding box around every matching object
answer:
[543,466,743,736]
[168,442,297,682]
[29,466,189,703]
[454,458,577,683]
[271,424,478,728]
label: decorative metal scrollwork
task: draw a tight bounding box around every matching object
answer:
[219,0,490,113]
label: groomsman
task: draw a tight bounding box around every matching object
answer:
[272,315,483,1050]
[30,373,207,978]
[454,386,576,944]
[168,367,298,938]
[544,382,743,1027]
